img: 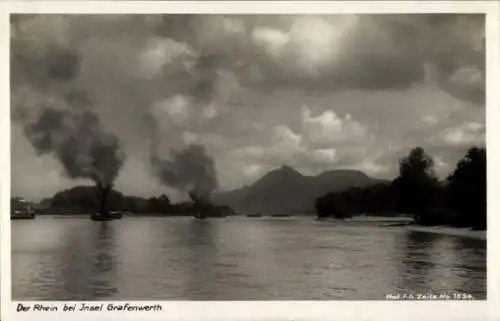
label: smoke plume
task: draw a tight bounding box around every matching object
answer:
[150,144,218,202]
[23,100,125,188]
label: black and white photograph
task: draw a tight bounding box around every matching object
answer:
[7,4,492,308]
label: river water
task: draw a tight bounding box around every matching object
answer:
[11,216,486,300]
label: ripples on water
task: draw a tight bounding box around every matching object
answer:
[11,216,486,300]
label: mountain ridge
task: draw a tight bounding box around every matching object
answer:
[212,165,385,215]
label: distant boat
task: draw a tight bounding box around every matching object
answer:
[91,210,122,221]
[271,214,291,217]
[109,211,123,219]
[11,200,35,220]
[11,211,35,220]
[246,213,262,217]
[194,213,207,220]
[91,213,113,221]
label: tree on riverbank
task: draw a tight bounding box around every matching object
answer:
[392,147,444,225]
[315,191,353,218]
[33,185,234,217]
[314,145,486,230]
[446,146,486,230]
[315,183,396,218]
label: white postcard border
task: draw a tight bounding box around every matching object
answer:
[1,1,498,321]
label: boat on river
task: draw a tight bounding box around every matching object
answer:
[246,213,262,218]
[11,211,35,220]
[91,213,113,221]
[110,211,123,219]
[91,210,124,221]
[194,212,207,220]
[11,199,35,220]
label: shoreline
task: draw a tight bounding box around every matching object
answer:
[22,215,487,240]
[317,216,486,240]
[404,225,486,240]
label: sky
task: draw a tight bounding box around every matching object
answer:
[10,14,485,201]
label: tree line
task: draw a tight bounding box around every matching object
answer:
[315,146,486,230]
[35,186,234,217]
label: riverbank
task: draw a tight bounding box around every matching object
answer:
[320,216,486,240]
[405,225,486,240]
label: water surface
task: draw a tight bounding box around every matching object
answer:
[12,216,486,300]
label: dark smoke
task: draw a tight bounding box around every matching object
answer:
[24,105,125,188]
[23,101,125,216]
[150,144,218,203]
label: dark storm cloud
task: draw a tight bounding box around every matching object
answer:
[149,14,485,104]
[11,47,80,86]
[11,14,485,101]
[10,16,80,86]
[251,14,484,104]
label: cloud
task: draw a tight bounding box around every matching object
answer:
[137,38,196,79]
[252,27,290,58]
[222,109,370,179]
[301,105,368,147]
[12,14,485,99]
[10,14,485,199]
[153,14,485,103]
[151,95,191,126]
[436,122,485,146]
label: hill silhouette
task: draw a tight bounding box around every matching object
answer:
[212,165,383,215]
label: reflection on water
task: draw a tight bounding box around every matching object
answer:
[450,236,486,296]
[12,217,486,300]
[57,221,118,299]
[12,219,118,300]
[393,231,486,297]
[184,220,220,299]
[395,231,440,293]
